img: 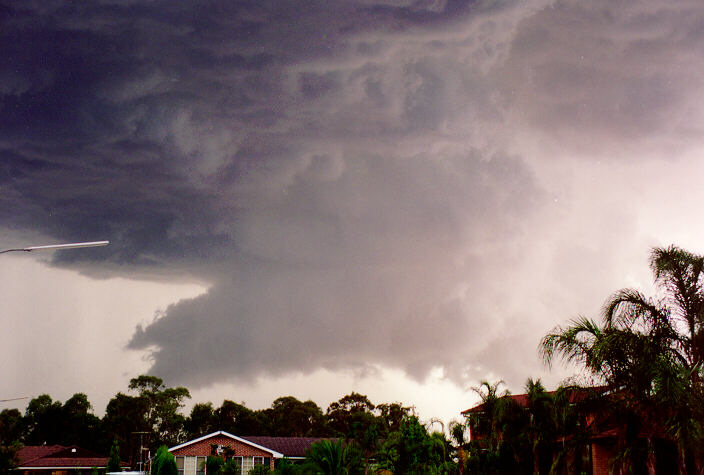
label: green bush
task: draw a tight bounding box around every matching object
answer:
[107,439,121,473]
[274,457,299,475]
[205,456,224,473]
[248,464,271,474]
[221,459,241,474]
[152,445,177,475]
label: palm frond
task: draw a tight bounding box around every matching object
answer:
[539,316,602,371]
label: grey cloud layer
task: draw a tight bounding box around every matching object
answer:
[502,0,704,157]
[5,0,701,389]
[128,152,542,384]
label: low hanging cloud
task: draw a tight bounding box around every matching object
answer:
[6,0,704,391]
[127,152,544,385]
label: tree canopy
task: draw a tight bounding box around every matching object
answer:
[541,245,704,472]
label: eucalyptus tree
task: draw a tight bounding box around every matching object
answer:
[326,393,375,439]
[103,374,191,464]
[0,409,23,445]
[127,375,191,447]
[23,395,62,445]
[185,402,216,439]
[215,400,267,436]
[267,396,326,437]
[541,245,704,472]
[375,402,411,435]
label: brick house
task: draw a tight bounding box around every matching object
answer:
[461,389,606,474]
[461,387,679,474]
[169,431,328,474]
[16,445,127,474]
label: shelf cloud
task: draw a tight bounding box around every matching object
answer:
[5,0,704,393]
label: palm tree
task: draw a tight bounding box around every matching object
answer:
[305,439,344,474]
[549,385,597,474]
[541,245,704,473]
[467,380,508,454]
[448,420,467,475]
[524,378,554,475]
[304,439,363,475]
[466,380,527,472]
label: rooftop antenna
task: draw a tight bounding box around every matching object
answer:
[133,431,150,474]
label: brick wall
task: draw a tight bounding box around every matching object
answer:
[592,442,615,475]
[171,434,276,470]
[171,435,272,458]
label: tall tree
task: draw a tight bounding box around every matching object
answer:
[103,374,191,467]
[327,393,375,438]
[541,245,704,472]
[394,415,435,474]
[448,420,467,475]
[267,397,326,437]
[215,400,267,436]
[466,380,508,456]
[0,409,23,445]
[103,392,149,467]
[185,402,216,439]
[61,393,104,451]
[524,378,555,475]
[375,402,411,436]
[23,394,63,445]
[128,375,191,447]
[0,441,21,473]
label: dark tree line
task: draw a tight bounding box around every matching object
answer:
[0,376,427,469]
[7,246,697,473]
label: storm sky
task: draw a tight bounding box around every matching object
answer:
[4,0,704,423]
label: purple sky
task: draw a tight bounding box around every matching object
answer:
[3,0,704,424]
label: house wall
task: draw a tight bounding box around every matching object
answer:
[20,471,100,475]
[591,442,615,475]
[171,435,274,472]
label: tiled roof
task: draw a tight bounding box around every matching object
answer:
[462,386,609,415]
[20,456,110,468]
[17,445,65,465]
[17,445,126,469]
[240,437,332,458]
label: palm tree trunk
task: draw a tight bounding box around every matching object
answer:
[532,440,539,475]
[679,446,687,475]
[645,437,656,475]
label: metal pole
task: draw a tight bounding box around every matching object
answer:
[0,241,109,254]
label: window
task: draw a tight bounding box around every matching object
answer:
[184,456,197,475]
[240,456,254,473]
[253,456,265,466]
[175,456,185,475]
[232,456,244,474]
[196,456,206,475]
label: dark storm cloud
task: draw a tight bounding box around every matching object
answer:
[8,0,698,389]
